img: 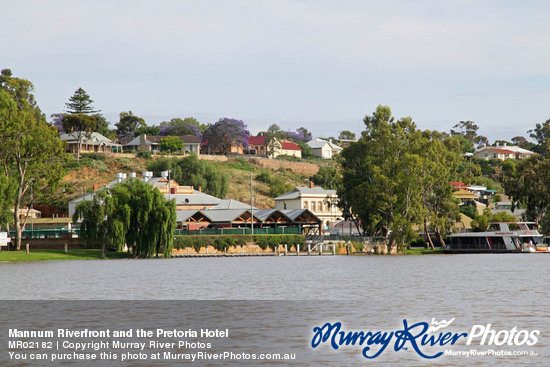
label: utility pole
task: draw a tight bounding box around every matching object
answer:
[250,172,254,235]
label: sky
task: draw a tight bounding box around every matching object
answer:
[2,0,550,141]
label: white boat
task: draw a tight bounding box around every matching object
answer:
[446,222,547,253]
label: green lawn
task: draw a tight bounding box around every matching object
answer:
[0,249,129,262]
[404,247,444,255]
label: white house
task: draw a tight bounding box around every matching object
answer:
[307,138,343,159]
[274,182,342,232]
[122,134,201,154]
[59,132,122,154]
[474,145,534,161]
[246,136,302,158]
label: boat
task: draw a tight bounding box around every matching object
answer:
[445,222,549,253]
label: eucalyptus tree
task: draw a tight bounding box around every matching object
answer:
[338,105,462,251]
[0,69,66,249]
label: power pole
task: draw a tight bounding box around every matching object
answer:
[250,173,254,235]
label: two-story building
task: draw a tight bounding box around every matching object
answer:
[273,182,342,232]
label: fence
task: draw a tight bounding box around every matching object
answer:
[8,229,80,239]
[306,234,386,243]
[7,226,302,239]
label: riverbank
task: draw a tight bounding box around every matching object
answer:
[0,247,444,262]
[0,249,128,262]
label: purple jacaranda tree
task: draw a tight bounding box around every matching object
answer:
[51,113,64,132]
[202,118,250,154]
[284,127,312,143]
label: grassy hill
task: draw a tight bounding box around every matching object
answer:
[41,153,335,212]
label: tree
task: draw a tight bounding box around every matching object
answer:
[0,70,67,250]
[159,136,184,153]
[528,118,550,155]
[160,117,205,136]
[202,118,250,154]
[501,155,550,222]
[511,136,534,150]
[338,130,356,140]
[116,111,146,137]
[338,105,462,252]
[451,121,488,149]
[65,87,100,114]
[73,189,129,258]
[0,174,16,230]
[61,114,97,161]
[311,166,340,190]
[74,179,176,258]
[284,128,313,143]
[135,125,161,137]
[298,142,315,158]
[61,88,102,161]
[146,154,229,198]
[265,124,285,158]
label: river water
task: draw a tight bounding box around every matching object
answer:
[1,254,548,366]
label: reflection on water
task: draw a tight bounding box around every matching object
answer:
[1,254,548,366]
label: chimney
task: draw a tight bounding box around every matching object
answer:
[309,180,314,189]
[198,186,202,192]
[93,183,99,191]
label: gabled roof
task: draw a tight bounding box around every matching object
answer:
[307,138,342,151]
[253,209,292,222]
[200,209,259,223]
[59,132,118,145]
[281,141,301,151]
[280,209,322,223]
[247,136,268,145]
[274,186,337,200]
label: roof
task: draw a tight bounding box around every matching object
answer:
[281,141,301,151]
[210,199,254,210]
[274,186,337,201]
[201,209,252,223]
[171,191,222,206]
[475,145,534,155]
[123,134,200,146]
[176,210,200,222]
[453,189,477,199]
[59,132,120,146]
[247,136,268,145]
[69,178,219,205]
[307,138,342,151]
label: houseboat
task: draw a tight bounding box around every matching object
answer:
[445,222,548,253]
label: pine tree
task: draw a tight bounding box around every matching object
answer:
[65,87,99,114]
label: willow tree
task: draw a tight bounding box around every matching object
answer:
[75,179,176,258]
[0,69,66,249]
[73,189,130,258]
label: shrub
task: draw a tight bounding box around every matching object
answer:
[137,151,152,159]
[256,171,271,183]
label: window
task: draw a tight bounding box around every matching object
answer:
[303,201,308,209]
[311,202,316,211]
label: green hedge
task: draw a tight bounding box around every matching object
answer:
[173,235,305,252]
